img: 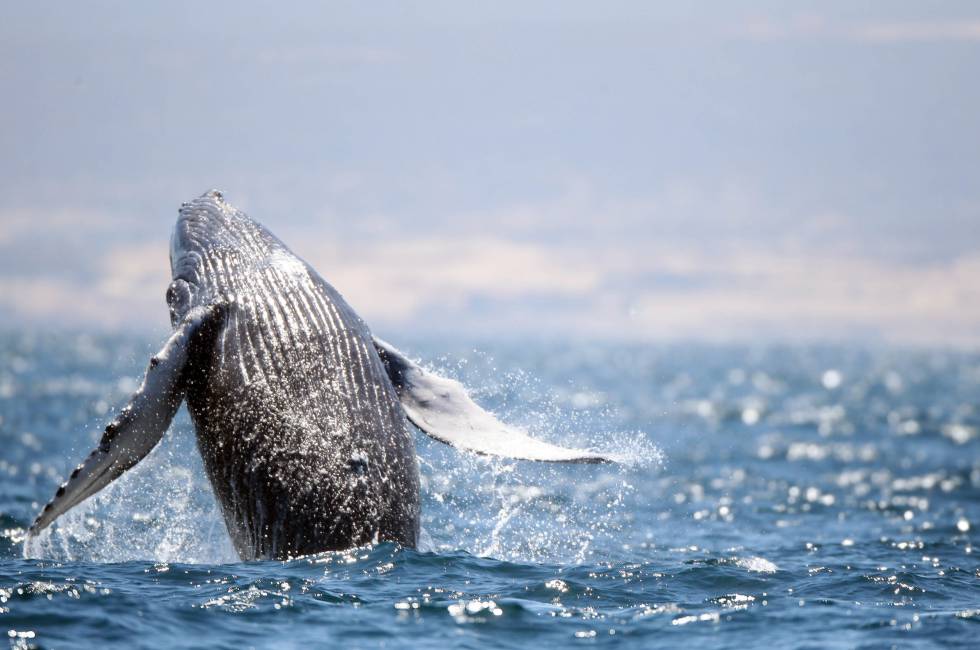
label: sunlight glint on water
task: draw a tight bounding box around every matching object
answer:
[1,332,978,648]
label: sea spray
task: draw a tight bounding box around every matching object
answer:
[24,353,654,565]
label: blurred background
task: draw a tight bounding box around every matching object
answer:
[1,1,978,345]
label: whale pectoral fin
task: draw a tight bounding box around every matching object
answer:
[372,337,615,463]
[29,304,224,537]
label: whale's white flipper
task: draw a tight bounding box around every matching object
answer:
[373,338,614,463]
[29,305,223,537]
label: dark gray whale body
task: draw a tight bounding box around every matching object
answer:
[172,192,419,557]
[28,190,614,560]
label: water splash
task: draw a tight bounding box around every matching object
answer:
[23,422,237,564]
[414,353,662,564]
[22,352,657,566]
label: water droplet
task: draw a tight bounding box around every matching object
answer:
[821,370,842,390]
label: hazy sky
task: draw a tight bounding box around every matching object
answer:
[2,2,979,345]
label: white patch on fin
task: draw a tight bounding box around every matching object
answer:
[373,337,616,463]
[28,304,223,538]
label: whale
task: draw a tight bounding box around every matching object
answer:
[27,190,613,560]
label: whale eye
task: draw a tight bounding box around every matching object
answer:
[166,279,193,324]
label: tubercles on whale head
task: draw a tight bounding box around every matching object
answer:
[171,190,229,265]
[168,189,238,324]
[168,189,297,325]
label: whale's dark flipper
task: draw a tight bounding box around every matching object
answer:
[373,338,615,463]
[29,304,224,537]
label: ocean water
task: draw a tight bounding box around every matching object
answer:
[0,331,977,649]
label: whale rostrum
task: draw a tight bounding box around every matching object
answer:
[28,190,615,560]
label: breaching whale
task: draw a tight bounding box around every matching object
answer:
[28,190,613,560]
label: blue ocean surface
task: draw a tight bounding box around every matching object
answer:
[0,332,977,649]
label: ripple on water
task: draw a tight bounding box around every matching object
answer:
[0,336,978,647]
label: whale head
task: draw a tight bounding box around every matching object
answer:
[168,189,301,326]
